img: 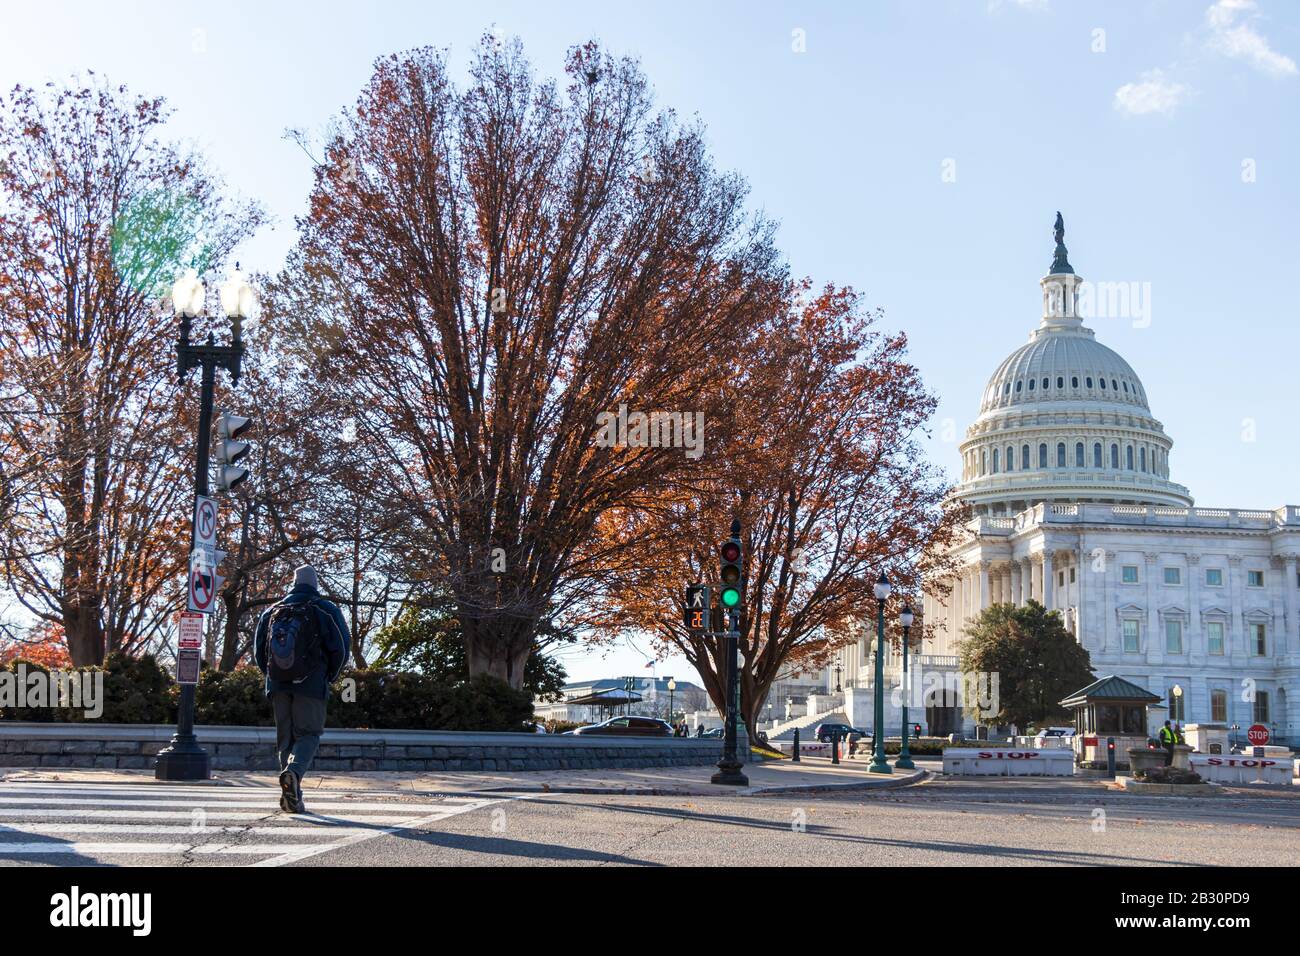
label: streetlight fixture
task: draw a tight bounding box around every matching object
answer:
[667,677,676,723]
[896,602,916,770]
[834,662,843,694]
[154,267,252,782]
[868,571,893,774]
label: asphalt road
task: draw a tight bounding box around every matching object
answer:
[4,775,1296,867]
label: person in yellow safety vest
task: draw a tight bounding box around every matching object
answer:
[1158,720,1177,765]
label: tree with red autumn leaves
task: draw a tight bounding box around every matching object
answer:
[0,77,260,665]
[267,37,786,687]
[604,285,967,733]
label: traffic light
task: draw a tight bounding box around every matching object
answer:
[718,532,743,611]
[215,412,252,492]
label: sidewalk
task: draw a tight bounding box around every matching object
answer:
[1,757,934,797]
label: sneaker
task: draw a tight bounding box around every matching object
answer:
[279,769,299,813]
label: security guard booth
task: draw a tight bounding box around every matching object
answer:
[1061,675,1161,769]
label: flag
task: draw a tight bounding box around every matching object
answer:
[644,660,654,669]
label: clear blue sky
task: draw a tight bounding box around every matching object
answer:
[5,0,1296,684]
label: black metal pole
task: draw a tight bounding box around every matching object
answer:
[155,352,216,781]
[792,727,800,762]
[156,322,241,781]
[711,605,749,786]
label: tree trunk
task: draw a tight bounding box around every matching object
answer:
[462,622,534,690]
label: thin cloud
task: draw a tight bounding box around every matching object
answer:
[1205,0,1297,77]
[1114,69,1190,116]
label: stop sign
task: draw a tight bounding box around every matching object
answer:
[1247,724,1270,746]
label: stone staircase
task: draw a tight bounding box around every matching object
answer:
[765,708,851,742]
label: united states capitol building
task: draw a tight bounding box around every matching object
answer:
[779,217,1299,746]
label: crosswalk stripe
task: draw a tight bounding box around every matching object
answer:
[0,797,456,813]
[0,809,429,822]
[0,843,346,855]
[1,823,416,836]
[0,781,511,866]
[251,798,502,868]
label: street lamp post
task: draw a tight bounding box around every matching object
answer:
[667,678,676,723]
[155,268,252,782]
[834,662,842,694]
[896,603,915,770]
[868,571,893,774]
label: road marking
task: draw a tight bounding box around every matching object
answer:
[0,780,510,866]
[0,796,470,813]
[250,797,502,867]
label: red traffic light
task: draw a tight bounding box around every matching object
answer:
[720,541,740,563]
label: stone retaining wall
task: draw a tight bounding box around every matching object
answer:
[0,723,747,773]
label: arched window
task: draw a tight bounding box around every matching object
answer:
[1056,443,1066,468]
[1086,376,1094,389]
[1112,379,1118,391]
[1021,444,1030,470]
[1004,382,1011,395]
[1006,445,1015,472]
[1028,378,1036,391]
[1016,380,1023,393]
[1140,447,1147,472]
[1075,442,1085,467]
[1057,376,1064,389]
[1099,378,1106,390]
[1072,376,1079,388]
[1126,445,1134,470]
[1042,377,1049,390]
[1038,443,1048,468]
[1122,381,1129,393]
[1111,443,1119,469]
[981,450,987,476]
[1093,442,1102,468]
[991,448,999,474]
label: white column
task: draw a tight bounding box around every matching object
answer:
[979,560,991,612]
[1284,555,1298,653]
[1011,561,1023,606]
[1042,550,1054,610]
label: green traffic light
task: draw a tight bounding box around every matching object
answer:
[721,587,740,607]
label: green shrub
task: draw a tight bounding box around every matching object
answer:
[195,666,271,726]
[435,674,534,731]
[100,653,175,723]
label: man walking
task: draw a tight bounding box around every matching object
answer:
[254,565,350,813]
[1158,719,1177,766]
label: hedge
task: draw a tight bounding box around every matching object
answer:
[0,655,534,731]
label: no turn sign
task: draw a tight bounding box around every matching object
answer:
[188,561,216,614]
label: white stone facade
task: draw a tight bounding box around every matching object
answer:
[919,220,1300,744]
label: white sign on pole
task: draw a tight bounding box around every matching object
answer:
[187,556,217,614]
[178,611,204,649]
[194,495,218,549]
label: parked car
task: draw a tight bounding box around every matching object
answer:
[699,727,724,739]
[814,723,856,743]
[572,716,673,737]
[1032,727,1076,747]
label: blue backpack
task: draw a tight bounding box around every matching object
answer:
[267,601,324,682]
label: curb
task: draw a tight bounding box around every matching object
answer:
[460,769,931,797]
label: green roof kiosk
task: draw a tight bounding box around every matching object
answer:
[1060,675,1161,770]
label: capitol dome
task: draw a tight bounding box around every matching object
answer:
[952,214,1193,515]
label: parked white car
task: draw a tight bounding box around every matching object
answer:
[1032,727,1076,748]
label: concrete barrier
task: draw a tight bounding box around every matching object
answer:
[0,722,734,772]
[942,747,1074,777]
[1189,753,1293,786]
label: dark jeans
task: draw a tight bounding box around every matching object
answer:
[1163,742,1175,766]
[272,691,326,779]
